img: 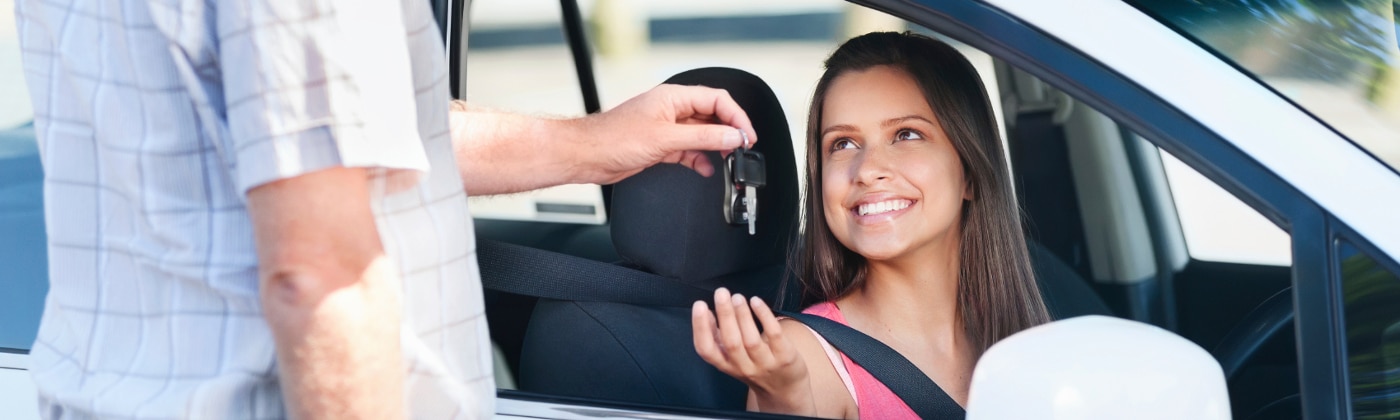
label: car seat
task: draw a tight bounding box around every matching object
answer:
[1029,240,1113,319]
[516,67,800,410]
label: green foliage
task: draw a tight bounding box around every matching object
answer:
[1134,0,1398,95]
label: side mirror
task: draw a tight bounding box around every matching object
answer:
[967,315,1230,420]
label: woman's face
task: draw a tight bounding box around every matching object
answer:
[819,65,968,262]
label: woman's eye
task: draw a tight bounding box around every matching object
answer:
[895,128,925,142]
[830,138,858,151]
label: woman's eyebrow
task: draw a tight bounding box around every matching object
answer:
[881,115,934,128]
[819,124,857,138]
[821,115,933,138]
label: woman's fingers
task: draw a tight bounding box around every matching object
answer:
[694,288,802,391]
[732,293,774,368]
[750,297,793,359]
[712,288,756,372]
[692,300,730,371]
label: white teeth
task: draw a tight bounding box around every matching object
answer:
[857,199,910,216]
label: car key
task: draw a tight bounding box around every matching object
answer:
[723,132,766,235]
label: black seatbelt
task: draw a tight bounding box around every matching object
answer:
[782,312,966,419]
[477,239,713,307]
[478,239,963,417]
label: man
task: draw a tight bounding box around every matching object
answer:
[15,0,754,418]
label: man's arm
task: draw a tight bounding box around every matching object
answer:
[248,168,405,420]
[452,84,756,196]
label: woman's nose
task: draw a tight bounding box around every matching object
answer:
[854,147,894,185]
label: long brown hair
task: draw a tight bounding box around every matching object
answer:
[795,31,1050,357]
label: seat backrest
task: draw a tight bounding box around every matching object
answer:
[517,67,799,410]
[1029,240,1113,319]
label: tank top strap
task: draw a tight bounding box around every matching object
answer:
[799,301,921,419]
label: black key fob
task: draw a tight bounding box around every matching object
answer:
[724,147,766,235]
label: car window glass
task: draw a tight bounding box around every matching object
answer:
[1338,239,1400,418]
[1127,0,1400,174]
[0,0,47,352]
[1159,149,1292,266]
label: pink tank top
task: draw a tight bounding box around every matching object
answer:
[801,302,920,419]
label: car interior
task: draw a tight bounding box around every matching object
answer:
[512,66,800,409]
[463,5,1302,420]
[0,1,1307,419]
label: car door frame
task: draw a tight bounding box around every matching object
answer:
[871,0,1340,416]
[441,0,1397,417]
[855,0,1400,418]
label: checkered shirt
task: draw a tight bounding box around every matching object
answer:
[16,0,493,418]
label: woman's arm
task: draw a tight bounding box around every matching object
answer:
[692,288,856,418]
[768,318,859,419]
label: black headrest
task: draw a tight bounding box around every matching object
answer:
[610,68,799,286]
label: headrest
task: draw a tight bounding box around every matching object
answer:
[610,68,799,285]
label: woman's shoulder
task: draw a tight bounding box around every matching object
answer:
[798,301,848,324]
[781,301,847,365]
[777,313,858,419]
[776,303,839,375]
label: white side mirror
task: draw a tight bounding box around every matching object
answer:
[966,315,1230,420]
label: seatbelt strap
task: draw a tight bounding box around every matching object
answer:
[782,312,966,419]
[476,239,714,307]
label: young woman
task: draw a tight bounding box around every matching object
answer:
[692,32,1050,419]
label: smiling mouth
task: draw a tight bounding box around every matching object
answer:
[855,199,913,216]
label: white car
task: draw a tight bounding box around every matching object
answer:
[2,0,1398,418]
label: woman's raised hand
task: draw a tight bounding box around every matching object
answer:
[692,288,815,415]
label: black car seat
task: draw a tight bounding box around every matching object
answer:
[516,67,800,410]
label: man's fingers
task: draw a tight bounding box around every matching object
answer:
[659,84,756,149]
[666,150,714,178]
[665,124,745,154]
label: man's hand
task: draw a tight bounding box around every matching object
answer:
[568,84,756,184]
[452,84,757,196]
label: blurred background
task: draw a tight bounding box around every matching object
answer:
[2,1,1398,417]
[4,0,1398,347]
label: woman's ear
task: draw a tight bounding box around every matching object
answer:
[963,178,974,201]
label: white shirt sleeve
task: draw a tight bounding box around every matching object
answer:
[216,0,431,194]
